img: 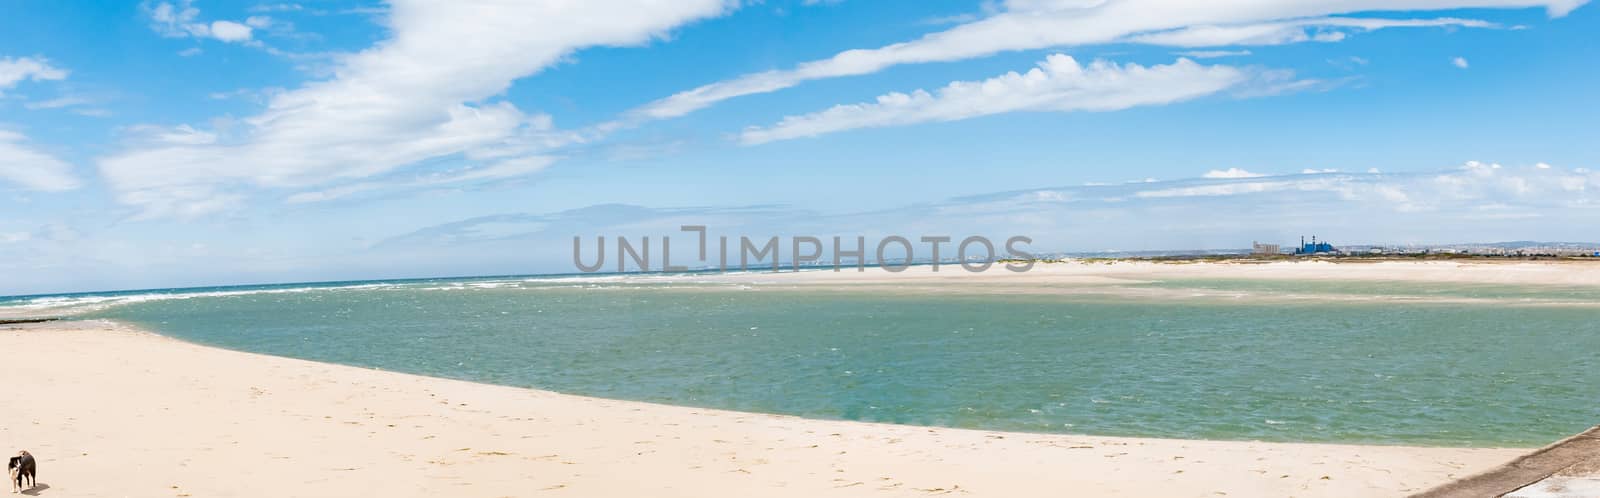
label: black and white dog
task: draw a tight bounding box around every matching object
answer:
[6,451,33,494]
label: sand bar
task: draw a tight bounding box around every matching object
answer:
[0,320,1524,497]
[706,260,1600,287]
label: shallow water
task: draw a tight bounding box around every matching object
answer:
[6,274,1598,446]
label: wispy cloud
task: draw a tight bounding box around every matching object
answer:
[206,86,284,103]
[247,3,303,13]
[100,0,740,219]
[374,161,1600,268]
[1326,55,1369,70]
[1175,49,1251,59]
[624,0,1576,122]
[0,56,68,96]
[143,0,257,44]
[24,96,90,110]
[0,130,80,192]
[919,13,981,26]
[1126,17,1492,47]
[247,2,386,16]
[741,55,1254,145]
[1452,56,1471,69]
[283,155,557,204]
[1203,168,1264,179]
[24,94,111,117]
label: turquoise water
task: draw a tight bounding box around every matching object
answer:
[6,274,1598,447]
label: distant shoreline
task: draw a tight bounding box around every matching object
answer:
[8,259,1600,320]
[700,258,1600,289]
[8,252,1600,302]
[1065,253,1600,263]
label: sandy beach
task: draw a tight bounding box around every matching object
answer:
[1,317,1525,497]
[709,259,1600,288]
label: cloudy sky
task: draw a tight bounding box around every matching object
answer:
[2,0,1597,294]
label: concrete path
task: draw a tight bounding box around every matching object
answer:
[1416,427,1600,498]
[1505,455,1600,498]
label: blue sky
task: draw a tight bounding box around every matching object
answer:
[1,0,1598,294]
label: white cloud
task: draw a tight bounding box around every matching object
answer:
[209,20,254,42]
[284,155,557,204]
[1130,161,1599,213]
[0,130,81,192]
[1203,167,1265,178]
[1326,55,1369,69]
[206,86,284,103]
[1127,17,1491,47]
[627,0,1581,121]
[125,124,219,145]
[248,3,303,13]
[0,56,68,95]
[1135,180,1292,198]
[1175,49,1251,59]
[101,0,737,219]
[23,96,90,110]
[146,0,208,38]
[1452,56,1470,68]
[144,1,255,43]
[741,55,1249,144]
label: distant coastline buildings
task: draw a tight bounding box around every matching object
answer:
[1338,243,1600,258]
[1249,236,1337,256]
[1295,236,1336,255]
[1030,240,1600,260]
[1241,238,1600,258]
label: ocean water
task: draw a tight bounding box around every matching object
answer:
[5,272,1598,447]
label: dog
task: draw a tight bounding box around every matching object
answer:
[6,451,33,494]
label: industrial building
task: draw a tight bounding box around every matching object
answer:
[1295,236,1336,255]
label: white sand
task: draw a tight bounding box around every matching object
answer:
[0,319,1524,497]
[708,259,1600,287]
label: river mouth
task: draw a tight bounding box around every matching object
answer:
[1,272,1573,448]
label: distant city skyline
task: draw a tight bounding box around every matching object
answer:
[3,1,1599,295]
